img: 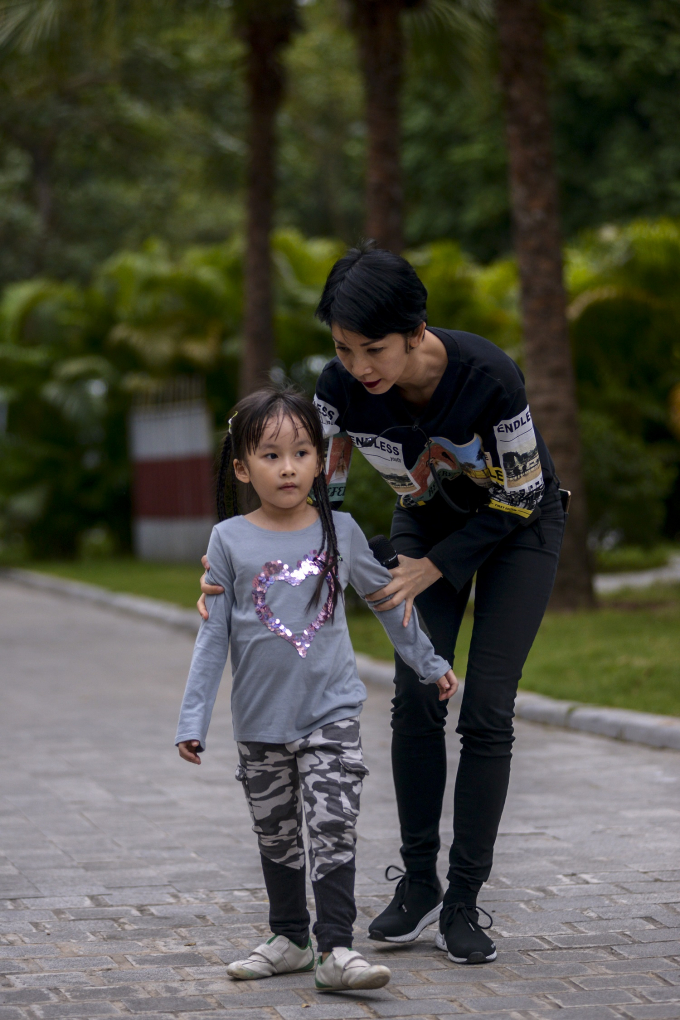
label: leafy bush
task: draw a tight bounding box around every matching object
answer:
[580,410,674,547]
[3,219,680,560]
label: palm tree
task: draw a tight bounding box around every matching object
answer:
[348,0,489,252]
[495,0,594,609]
[349,0,410,253]
[233,0,298,395]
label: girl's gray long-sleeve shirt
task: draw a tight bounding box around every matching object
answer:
[175,511,450,748]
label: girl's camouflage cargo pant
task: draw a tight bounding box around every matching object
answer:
[235,716,368,950]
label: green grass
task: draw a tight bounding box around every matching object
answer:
[25,558,203,609]
[595,543,678,573]
[348,582,680,717]
[20,560,680,717]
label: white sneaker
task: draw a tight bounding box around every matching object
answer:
[227,934,315,980]
[315,947,391,991]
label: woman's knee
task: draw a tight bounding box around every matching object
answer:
[456,682,516,757]
[392,669,448,736]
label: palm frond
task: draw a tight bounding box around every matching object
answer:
[0,0,62,53]
[404,0,494,86]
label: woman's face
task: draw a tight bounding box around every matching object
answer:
[331,323,425,395]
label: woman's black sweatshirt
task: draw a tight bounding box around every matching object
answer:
[313,328,557,593]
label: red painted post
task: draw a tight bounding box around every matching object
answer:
[129,379,215,562]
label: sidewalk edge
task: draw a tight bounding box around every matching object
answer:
[354,653,680,751]
[4,568,679,751]
[0,567,199,634]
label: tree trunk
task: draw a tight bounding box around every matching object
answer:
[496,0,594,609]
[238,3,296,396]
[29,144,54,274]
[352,0,405,253]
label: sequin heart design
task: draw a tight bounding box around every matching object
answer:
[252,550,334,658]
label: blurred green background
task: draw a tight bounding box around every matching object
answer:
[1,0,680,712]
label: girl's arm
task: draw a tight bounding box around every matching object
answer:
[347,520,451,685]
[175,527,235,754]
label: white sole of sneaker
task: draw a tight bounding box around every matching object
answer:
[227,961,314,980]
[316,967,391,992]
[379,902,443,943]
[434,929,497,964]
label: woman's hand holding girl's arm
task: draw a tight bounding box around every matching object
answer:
[197,554,224,621]
[365,554,442,626]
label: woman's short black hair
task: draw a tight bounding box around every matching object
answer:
[315,245,427,339]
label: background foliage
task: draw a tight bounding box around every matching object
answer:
[1,0,680,560]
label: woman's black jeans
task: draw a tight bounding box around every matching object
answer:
[389,490,565,905]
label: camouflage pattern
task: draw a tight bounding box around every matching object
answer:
[236,716,367,881]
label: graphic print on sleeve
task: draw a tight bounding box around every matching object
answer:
[314,386,544,517]
[488,405,543,516]
[313,330,552,522]
[314,393,354,503]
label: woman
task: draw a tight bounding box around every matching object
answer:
[200,247,566,966]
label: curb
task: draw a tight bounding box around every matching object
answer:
[0,568,199,635]
[3,568,679,752]
[594,554,680,594]
[354,654,680,752]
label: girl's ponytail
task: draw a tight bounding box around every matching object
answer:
[216,432,238,521]
[310,468,341,618]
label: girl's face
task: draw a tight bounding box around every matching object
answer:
[233,415,321,512]
[331,322,426,395]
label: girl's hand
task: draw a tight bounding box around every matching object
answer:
[178,740,202,764]
[366,554,443,626]
[197,555,224,621]
[436,670,459,702]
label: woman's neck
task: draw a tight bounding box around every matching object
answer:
[394,329,448,408]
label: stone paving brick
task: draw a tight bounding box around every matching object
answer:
[544,932,633,948]
[643,988,680,1002]
[529,1010,620,1020]
[371,1001,462,1016]
[214,990,308,1006]
[183,1012,279,1020]
[0,1009,28,1020]
[31,1005,123,1018]
[454,994,547,1011]
[0,962,27,973]
[2,582,680,1020]
[126,952,210,966]
[633,928,680,943]
[546,988,639,1006]
[623,1007,680,1020]
[575,975,665,989]
[123,996,216,1012]
[483,979,574,994]
[9,974,98,987]
[275,1005,367,1020]
[594,958,680,973]
[489,962,595,979]
[35,956,118,971]
[614,941,680,958]
[0,990,55,1005]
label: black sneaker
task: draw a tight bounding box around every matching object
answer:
[434,902,497,964]
[368,866,443,943]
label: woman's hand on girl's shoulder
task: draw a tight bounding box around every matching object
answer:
[197,554,224,621]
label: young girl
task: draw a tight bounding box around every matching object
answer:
[175,388,457,993]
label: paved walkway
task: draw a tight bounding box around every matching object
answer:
[1,580,680,1020]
